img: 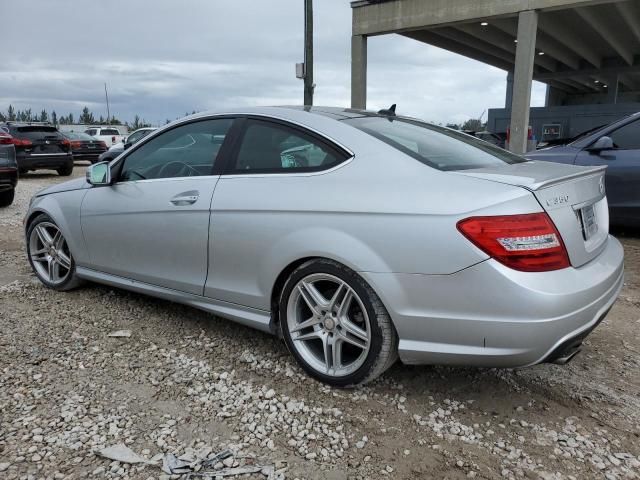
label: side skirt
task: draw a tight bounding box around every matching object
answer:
[75,266,272,333]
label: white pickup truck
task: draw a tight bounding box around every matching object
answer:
[84,127,124,147]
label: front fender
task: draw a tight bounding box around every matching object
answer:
[26,190,89,266]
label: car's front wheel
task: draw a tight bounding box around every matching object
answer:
[0,188,15,207]
[26,214,83,291]
[280,259,398,387]
[57,164,73,176]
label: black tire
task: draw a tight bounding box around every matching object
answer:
[18,168,27,176]
[26,214,84,291]
[279,258,398,387]
[57,164,73,176]
[0,188,15,207]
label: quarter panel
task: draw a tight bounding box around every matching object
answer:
[206,149,542,311]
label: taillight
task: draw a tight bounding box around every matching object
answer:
[70,140,82,149]
[62,138,71,146]
[112,136,116,143]
[12,138,32,146]
[457,213,570,272]
[0,135,12,145]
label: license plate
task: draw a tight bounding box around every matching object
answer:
[580,204,598,240]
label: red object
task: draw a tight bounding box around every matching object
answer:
[111,136,116,143]
[61,138,71,146]
[0,134,13,145]
[11,138,32,146]
[99,141,107,148]
[70,140,83,149]
[457,213,570,272]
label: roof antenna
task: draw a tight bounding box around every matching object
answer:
[377,104,396,116]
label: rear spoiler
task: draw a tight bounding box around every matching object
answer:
[525,165,606,191]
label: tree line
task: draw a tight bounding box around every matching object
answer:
[0,105,154,130]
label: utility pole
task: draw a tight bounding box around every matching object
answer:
[104,83,111,125]
[303,0,314,106]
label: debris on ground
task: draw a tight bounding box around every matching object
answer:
[98,445,282,479]
[107,329,132,338]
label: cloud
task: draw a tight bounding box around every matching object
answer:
[1,0,546,126]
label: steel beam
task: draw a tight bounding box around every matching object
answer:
[576,7,634,65]
[491,18,582,70]
[538,13,602,67]
[453,23,558,71]
[401,30,513,71]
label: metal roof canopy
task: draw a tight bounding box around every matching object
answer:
[350,0,640,153]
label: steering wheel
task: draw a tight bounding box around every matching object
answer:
[157,161,199,178]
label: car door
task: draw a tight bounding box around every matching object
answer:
[81,117,235,295]
[205,117,351,309]
[575,119,640,223]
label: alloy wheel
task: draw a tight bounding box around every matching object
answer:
[286,273,372,377]
[29,222,72,285]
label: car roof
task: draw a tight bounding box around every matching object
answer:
[185,105,421,123]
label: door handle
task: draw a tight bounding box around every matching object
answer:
[170,191,199,206]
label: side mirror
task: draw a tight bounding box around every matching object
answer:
[86,161,111,186]
[122,136,128,144]
[123,142,132,150]
[588,136,614,152]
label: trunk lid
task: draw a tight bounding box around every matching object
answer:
[455,160,608,268]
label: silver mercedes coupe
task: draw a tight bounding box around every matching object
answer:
[24,106,624,386]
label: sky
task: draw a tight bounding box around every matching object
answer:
[1,0,546,126]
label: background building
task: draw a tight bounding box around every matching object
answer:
[350,0,640,152]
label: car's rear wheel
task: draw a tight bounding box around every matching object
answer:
[0,188,15,207]
[280,259,397,387]
[57,164,73,176]
[27,214,83,291]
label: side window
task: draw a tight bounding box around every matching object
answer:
[609,120,640,150]
[127,130,145,144]
[85,129,96,136]
[230,120,348,173]
[119,118,233,181]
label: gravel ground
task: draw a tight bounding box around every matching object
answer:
[1,165,639,480]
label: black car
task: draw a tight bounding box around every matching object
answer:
[2,123,73,176]
[0,130,18,207]
[62,131,108,163]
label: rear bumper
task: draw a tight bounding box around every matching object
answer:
[361,235,624,367]
[17,153,73,170]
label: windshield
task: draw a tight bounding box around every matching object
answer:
[100,129,120,136]
[64,132,94,140]
[568,124,607,145]
[344,117,526,171]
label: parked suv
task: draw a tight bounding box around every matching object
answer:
[0,130,18,206]
[2,123,73,176]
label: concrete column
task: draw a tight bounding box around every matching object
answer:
[605,73,619,104]
[508,10,538,154]
[351,35,367,109]
[505,70,514,109]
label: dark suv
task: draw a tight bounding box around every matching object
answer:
[0,130,18,206]
[2,123,73,176]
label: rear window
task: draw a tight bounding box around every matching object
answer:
[344,117,526,171]
[100,129,119,136]
[11,126,62,140]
